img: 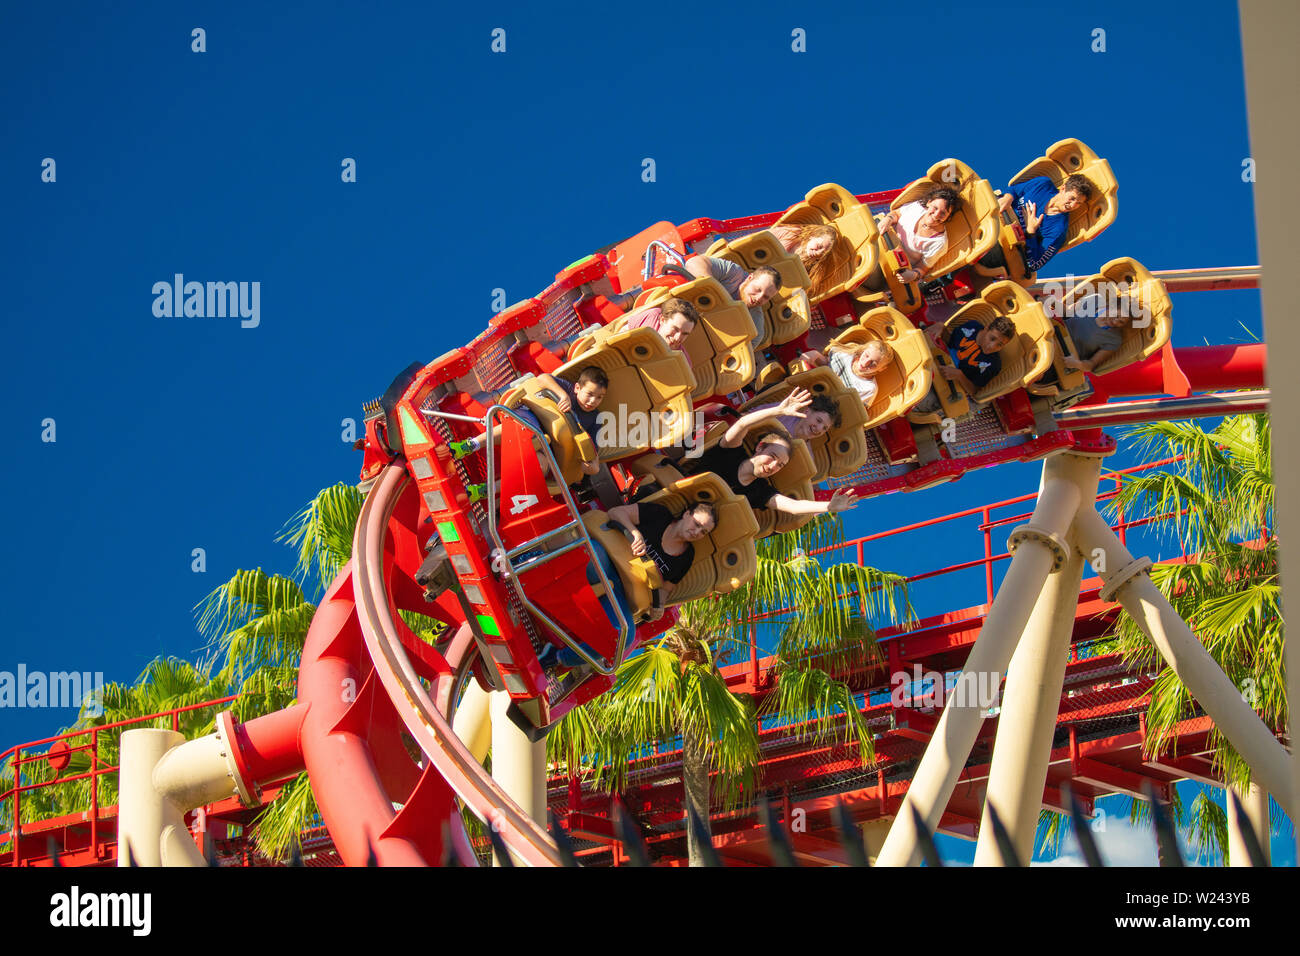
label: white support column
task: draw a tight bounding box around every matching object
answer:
[1227,781,1272,866]
[118,730,186,867]
[452,679,493,764]
[118,728,238,867]
[974,527,1090,866]
[1239,0,1300,864]
[876,453,1094,867]
[1073,506,1296,819]
[487,690,548,866]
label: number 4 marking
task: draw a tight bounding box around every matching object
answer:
[509,494,539,515]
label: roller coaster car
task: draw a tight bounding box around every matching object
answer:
[858,160,999,315]
[705,231,813,349]
[940,281,1054,405]
[561,327,697,460]
[1059,257,1172,376]
[637,278,758,401]
[580,473,758,619]
[637,421,811,541]
[826,307,934,431]
[496,376,599,486]
[1013,139,1118,247]
[774,183,880,303]
[741,367,869,481]
[890,159,1001,278]
[992,139,1119,287]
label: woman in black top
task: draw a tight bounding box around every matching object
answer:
[682,388,860,518]
[604,500,716,619]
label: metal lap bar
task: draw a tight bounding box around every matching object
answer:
[1051,324,1072,359]
[510,535,588,570]
[643,239,686,280]
[481,404,631,676]
[505,521,580,560]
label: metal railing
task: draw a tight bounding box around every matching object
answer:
[0,695,238,867]
[731,454,1191,681]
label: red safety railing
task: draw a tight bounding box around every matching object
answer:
[0,695,237,867]
[733,454,1190,683]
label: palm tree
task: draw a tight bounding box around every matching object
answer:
[548,514,913,865]
[1036,412,1281,865]
[1108,414,1281,805]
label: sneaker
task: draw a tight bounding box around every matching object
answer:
[449,437,479,459]
[536,644,560,671]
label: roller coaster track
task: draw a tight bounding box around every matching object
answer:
[291,254,1270,866]
[295,462,561,866]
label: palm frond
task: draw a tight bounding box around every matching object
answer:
[248,771,320,862]
[277,483,364,592]
[194,569,308,644]
[764,664,876,765]
[1185,788,1228,864]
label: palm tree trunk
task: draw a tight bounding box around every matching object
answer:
[681,724,711,867]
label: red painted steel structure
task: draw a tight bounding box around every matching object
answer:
[0,182,1274,866]
[3,447,1276,866]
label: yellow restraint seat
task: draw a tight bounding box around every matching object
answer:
[993,138,1119,287]
[498,374,598,486]
[889,158,1001,278]
[636,279,757,400]
[559,326,696,461]
[698,421,817,539]
[629,420,818,539]
[741,366,869,482]
[857,159,999,316]
[939,281,1053,405]
[824,307,934,431]
[580,473,757,617]
[1010,138,1118,251]
[1058,257,1171,377]
[773,183,880,303]
[705,230,812,349]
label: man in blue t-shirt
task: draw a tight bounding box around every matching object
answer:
[978,173,1094,275]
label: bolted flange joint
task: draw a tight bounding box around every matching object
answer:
[215,710,261,809]
[1006,523,1070,572]
[1098,556,1154,603]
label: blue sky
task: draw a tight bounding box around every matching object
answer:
[1,1,1276,861]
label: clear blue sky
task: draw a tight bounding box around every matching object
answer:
[1,1,1275,859]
